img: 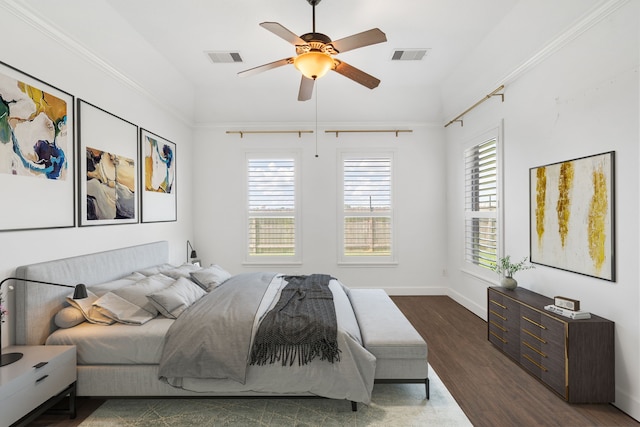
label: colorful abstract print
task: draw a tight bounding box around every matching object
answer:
[0,72,68,180]
[86,147,135,220]
[144,135,174,194]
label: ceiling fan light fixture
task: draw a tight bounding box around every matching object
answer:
[293,51,334,80]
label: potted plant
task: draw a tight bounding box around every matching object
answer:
[491,255,534,289]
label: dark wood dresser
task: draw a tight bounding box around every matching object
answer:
[487,286,614,403]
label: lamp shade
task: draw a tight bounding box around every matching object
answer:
[187,240,198,262]
[0,276,87,366]
[294,51,335,80]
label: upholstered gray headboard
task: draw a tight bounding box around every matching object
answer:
[14,241,169,345]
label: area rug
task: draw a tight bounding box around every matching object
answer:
[79,366,471,426]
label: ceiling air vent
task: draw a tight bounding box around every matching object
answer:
[391,49,429,61]
[206,51,243,63]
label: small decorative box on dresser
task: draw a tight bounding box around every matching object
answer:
[0,345,76,427]
[487,286,614,403]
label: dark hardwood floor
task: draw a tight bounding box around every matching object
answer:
[392,295,639,427]
[29,296,638,426]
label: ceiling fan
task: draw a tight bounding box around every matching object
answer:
[238,0,387,101]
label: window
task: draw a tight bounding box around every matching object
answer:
[246,155,299,262]
[340,153,394,263]
[464,137,498,271]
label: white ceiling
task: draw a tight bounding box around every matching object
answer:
[101,0,521,125]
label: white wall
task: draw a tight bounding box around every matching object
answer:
[0,1,196,347]
[443,0,639,420]
[192,123,447,294]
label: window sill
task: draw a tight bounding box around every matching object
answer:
[242,261,303,268]
[337,261,398,268]
[460,267,498,285]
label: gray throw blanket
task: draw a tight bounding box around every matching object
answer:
[250,274,341,366]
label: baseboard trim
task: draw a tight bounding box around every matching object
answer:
[383,287,449,296]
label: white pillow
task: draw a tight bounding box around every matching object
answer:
[92,293,156,325]
[88,272,145,297]
[147,277,206,319]
[190,265,232,291]
[54,306,86,329]
[135,263,175,276]
[110,274,175,316]
[90,274,175,325]
[162,263,202,280]
[66,291,114,325]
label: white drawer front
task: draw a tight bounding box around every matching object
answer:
[0,347,76,427]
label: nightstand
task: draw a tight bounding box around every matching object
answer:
[0,345,76,427]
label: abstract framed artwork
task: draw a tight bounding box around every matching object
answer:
[140,129,177,223]
[78,100,139,226]
[530,151,615,281]
[0,61,75,231]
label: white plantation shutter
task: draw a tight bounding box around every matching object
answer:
[464,138,498,269]
[341,154,393,262]
[247,157,297,259]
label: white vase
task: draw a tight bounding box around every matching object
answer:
[500,276,517,290]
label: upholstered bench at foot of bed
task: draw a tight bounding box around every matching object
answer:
[348,289,429,410]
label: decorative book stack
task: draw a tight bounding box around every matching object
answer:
[543,304,591,319]
[544,296,590,319]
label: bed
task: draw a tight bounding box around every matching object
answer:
[14,241,428,408]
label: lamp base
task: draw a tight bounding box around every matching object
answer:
[1,352,23,367]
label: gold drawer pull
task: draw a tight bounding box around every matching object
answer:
[522,328,547,344]
[489,299,507,309]
[522,340,547,358]
[490,320,507,332]
[489,331,507,343]
[489,310,506,321]
[523,354,548,372]
[522,316,547,330]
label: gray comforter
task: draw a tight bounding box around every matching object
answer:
[158,272,275,383]
[158,273,377,403]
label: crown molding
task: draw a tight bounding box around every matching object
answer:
[497,0,630,87]
[2,0,193,127]
[443,0,630,127]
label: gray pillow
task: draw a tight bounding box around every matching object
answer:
[190,265,232,291]
[162,263,202,280]
[110,273,176,316]
[90,273,176,325]
[88,272,145,297]
[147,277,206,319]
[135,263,175,276]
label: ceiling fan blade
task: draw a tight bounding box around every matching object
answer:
[330,28,387,53]
[238,58,292,78]
[298,76,315,101]
[260,22,307,46]
[333,61,381,89]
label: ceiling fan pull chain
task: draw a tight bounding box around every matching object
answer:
[315,81,319,158]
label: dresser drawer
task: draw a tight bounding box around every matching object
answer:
[488,290,520,359]
[519,306,566,397]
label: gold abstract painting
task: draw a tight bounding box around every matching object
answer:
[529,151,615,281]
